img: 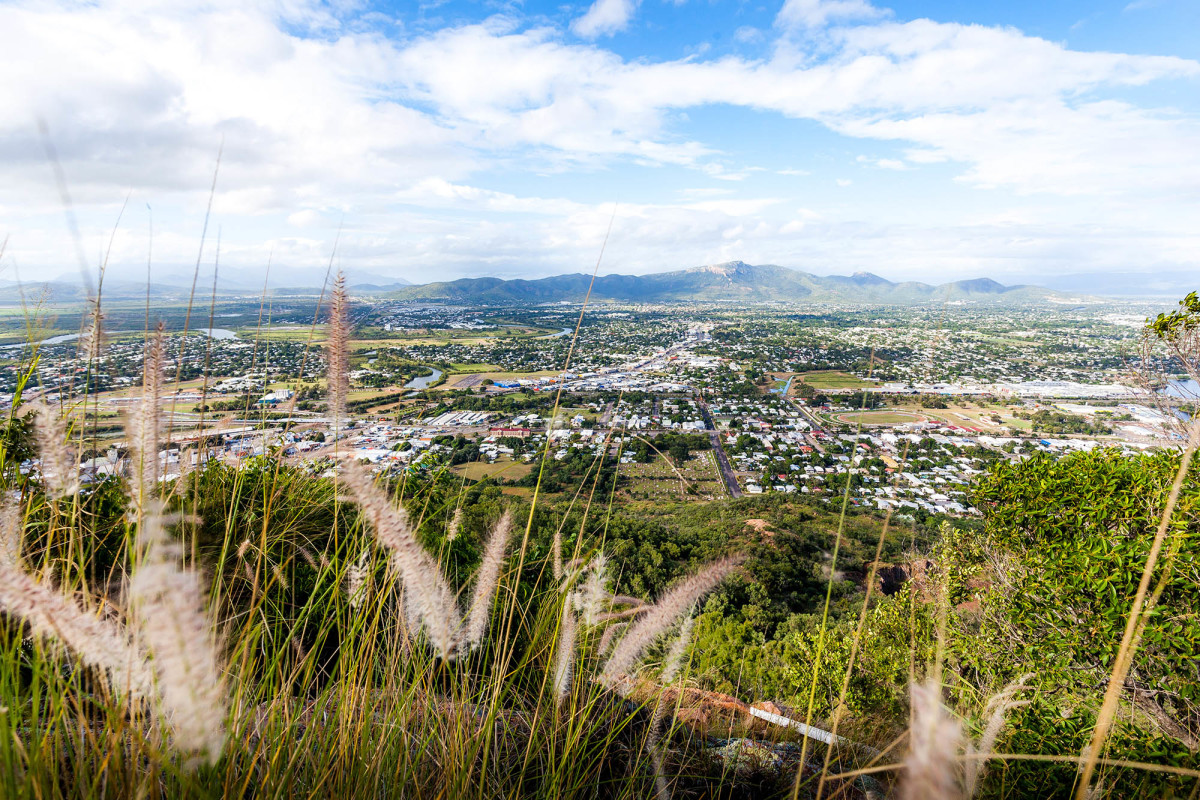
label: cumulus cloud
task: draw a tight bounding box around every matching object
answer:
[572,0,639,39]
[775,0,885,30]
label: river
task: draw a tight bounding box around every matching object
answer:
[771,375,795,395]
[199,328,239,340]
[1163,379,1199,399]
[405,368,443,389]
[0,333,82,350]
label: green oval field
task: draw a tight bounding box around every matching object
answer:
[834,410,926,425]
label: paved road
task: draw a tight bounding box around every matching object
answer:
[698,400,742,499]
[707,431,742,499]
[802,432,827,454]
[794,402,827,433]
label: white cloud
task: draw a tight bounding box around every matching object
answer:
[775,0,885,30]
[858,155,908,170]
[734,26,764,44]
[286,209,324,228]
[571,0,638,39]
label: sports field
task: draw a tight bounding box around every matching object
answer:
[835,410,926,425]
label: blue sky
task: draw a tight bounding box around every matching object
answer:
[0,0,1197,289]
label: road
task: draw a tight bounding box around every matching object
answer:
[698,399,742,499]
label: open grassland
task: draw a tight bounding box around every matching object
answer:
[888,400,1033,432]
[451,456,533,483]
[797,370,878,390]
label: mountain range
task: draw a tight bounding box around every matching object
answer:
[387,261,1069,305]
[0,262,1094,306]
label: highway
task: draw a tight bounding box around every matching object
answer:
[698,399,742,499]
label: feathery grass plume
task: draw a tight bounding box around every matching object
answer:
[597,621,627,656]
[660,612,694,685]
[648,739,672,800]
[296,544,320,570]
[0,500,22,568]
[31,402,78,499]
[901,681,964,800]
[393,581,417,653]
[0,503,152,697]
[128,324,165,503]
[579,552,608,625]
[326,269,350,424]
[461,510,511,649]
[447,506,463,543]
[644,613,696,800]
[553,596,578,704]
[964,676,1032,797]
[601,554,744,688]
[595,606,651,623]
[129,509,227,766]
[0,564,154,698]
[346,548,370,610]
[340,463,460,657]
[647,647,679,800]
[552,523,563,581]
[646,693,674,800]
[80,296,106,361]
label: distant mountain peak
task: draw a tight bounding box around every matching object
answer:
[691,260,750,277]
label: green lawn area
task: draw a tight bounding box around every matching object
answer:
[836,410,925,425]
[448,362,504,373]
[798,370,878,390]
[452,457,533,482]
